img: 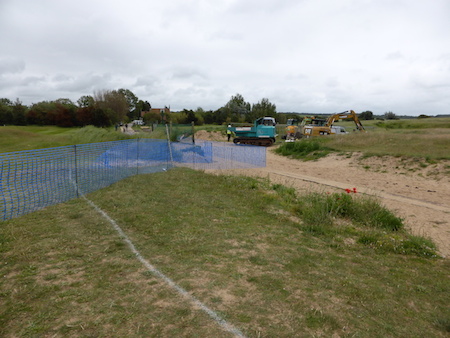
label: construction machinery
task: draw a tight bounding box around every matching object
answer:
[284,118,302,141]
[283,116,318,142]
[302,110,365,137]
[228,117,277,146]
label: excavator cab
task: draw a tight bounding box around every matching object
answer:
[284,118,302,141]
[310,118,327,126]
[259,117,276,126]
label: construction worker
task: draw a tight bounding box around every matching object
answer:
[227,124,232,141]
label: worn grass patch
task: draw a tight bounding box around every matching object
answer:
[1,168,449,337]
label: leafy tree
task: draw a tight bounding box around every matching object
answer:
[384,111,398,120]
[0,98,14,124]
[195,113,204,125]
[142,111,162,125]
[26,101,56,125]
[142,100,151,111]
[93,108,112,127]
[170,109,199,124]
[359,111,374,120]
[203,110,215,124]
[0,98,13,106]
[250,98,276,122]
[194,107,205,125]
[54,98,75,106]
[12,99,27,125]
[94,90,128,124]
[186,110,198,124]
[77,95,95,108]
[223,93,251,122]
[213,108,228,125]
[132,100,151,121]
[54,103,76,127]
[118,88,138,119]
[76,107,94,126]
[75,106,110,127]
[25,99,77,127]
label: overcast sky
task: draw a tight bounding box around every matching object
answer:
[1,0,449,115]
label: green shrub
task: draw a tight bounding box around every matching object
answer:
[295,192,403,232]
[274,140,331,160]
[350,197,404,231]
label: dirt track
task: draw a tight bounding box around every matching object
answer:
[201,135,450,258]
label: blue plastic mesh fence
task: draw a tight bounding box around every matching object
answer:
[173,140,266,170]
[0,139,265,221]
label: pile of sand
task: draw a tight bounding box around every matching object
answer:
[195,130,227,142]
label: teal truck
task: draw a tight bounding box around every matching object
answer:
[227,117,277,146]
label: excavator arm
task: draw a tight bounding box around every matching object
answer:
[326,110,365,132]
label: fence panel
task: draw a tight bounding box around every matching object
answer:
[1,139,265,221]
[0,146,76,220]
[172,140,265,170]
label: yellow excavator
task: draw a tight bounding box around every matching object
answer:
[302,110,365,137]
[284,116,316,141]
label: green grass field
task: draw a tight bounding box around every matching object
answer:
[0,125,146,153]
[1,169,449,337]
[1,121,450,336]
[2,118,449,159]
[276,117,450,160]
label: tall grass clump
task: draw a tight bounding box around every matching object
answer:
[292,191,438,257]
[274,139,331,160]
[294,192,350,230]
[295,192,403,231]
[350,196,403,230]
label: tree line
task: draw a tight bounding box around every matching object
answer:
[0,89,149,128]
[0,91,279,127]
[0,88,396,128]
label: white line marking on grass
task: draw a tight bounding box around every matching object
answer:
[81,194,246,338]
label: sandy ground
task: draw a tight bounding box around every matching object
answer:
[198,131,450,258]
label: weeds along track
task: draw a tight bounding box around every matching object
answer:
[266,170,450,213]
[206,150,450,258]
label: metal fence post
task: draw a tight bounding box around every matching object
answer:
[74,144,79,197]
[136,138,140,175]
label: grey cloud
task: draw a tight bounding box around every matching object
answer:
[0,57,25,75]
[386,52,405,61]
[1,0,449,115]
[52,73,113,92]
[170,67,208,80]
[228,0,301,14]
[20,76,46,86]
